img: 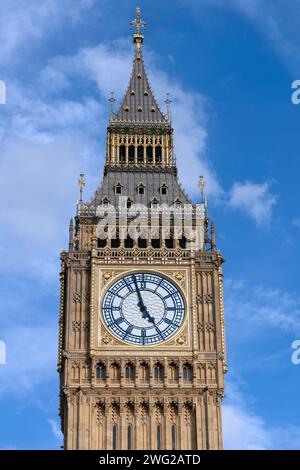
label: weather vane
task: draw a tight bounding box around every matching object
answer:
[130,7,146,35]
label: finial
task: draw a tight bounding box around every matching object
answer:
[130,7,146,48]
[109,92,115,120]
[78,173,86,206]
[165,93,172,123]
[198,175,207,211]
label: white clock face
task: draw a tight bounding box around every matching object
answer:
[102,273,185,345]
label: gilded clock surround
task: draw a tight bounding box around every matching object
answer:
[96,268,190,349]
[58,8,227,451]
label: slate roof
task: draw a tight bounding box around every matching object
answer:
[111,47,167,125]
[87,170,191,210]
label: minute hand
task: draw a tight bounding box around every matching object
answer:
[132,276,155,324]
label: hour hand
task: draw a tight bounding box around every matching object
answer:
[132,275,155,324]
[138,302,155,324]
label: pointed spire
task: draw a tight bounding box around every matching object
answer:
[112,7,167,125]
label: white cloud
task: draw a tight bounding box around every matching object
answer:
[223,380,300,450]
[223,382,271,450]
[48,419,63,441]
[224,278,300,335]
[228,181,277,226]
[0,0,96,63]
[0,324,57,396]
[0,136,92,280]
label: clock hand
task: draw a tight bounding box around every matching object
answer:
[132,275,155,324]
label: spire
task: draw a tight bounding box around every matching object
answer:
[111,7,167,125]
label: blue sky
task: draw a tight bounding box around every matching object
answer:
[0,0,300,450]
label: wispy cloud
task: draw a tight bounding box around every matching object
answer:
[228,181,277,226]
[225,278,300,335]
[0,324,57,396]
[223,379,300,449]
[48,419,63,441]
[0,0,97,64]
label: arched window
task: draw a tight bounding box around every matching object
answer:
[112,425,117,450]
[156,425,161,450]
[96,363,106,380]
[127,425,132,450]
[154,364,164,381]
[129,145,135,162]
[155,146,162,164]
[169,362,178,383]
[146,146,153,163]
[171,425,176,450]
[119,145,126,163]
[137,145,144,163]
[110,362,120,382]
[125,364,135,381]
[183,364,192,382]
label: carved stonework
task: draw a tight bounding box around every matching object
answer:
[72,321,90,332]
[59,8,226,451]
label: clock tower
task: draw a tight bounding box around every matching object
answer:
[58,7,227,450]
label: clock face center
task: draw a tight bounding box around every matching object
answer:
[122,290,165,328]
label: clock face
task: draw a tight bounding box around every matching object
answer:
[102,272,185,345]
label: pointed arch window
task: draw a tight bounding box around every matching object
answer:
[137,145,144,163]
[125,363,135,381]
[96,362,106,380]
[127,424,132,450]
[171,425,176,450]
[183,364,192,382]
[129,145,135,162]
[156,425,161,450]
[119,145,126,163]
[112,425,117,450]
[146,145,153,163]
[154,363,164,382]
[155,146,162,163]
